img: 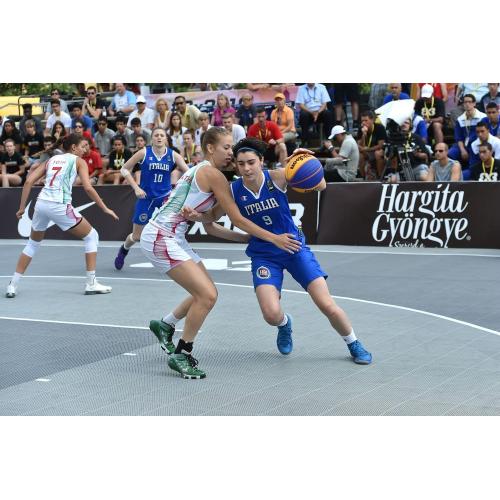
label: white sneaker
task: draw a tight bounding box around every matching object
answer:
[84,279,112,295]
[5,282,17,298]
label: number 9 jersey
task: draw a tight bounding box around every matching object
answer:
[138,145,176,199]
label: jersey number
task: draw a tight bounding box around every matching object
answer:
[153,173,163,183]
[262,215,273,226]
[49,166,62,187]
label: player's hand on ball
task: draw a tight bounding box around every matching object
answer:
[134,187,146,199]
[287,148,314,162]
[272,233,302,254]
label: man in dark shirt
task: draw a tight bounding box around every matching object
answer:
[414,84,445,144]
[469,142,500,181]
[235,92,257,130]
[22,120,44,160]
[82,85,106,121]
[0,138,28,186]
[19,103,44,138]
[357,110,387,179]
[478,83,500,113]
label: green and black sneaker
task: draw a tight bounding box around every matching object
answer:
[149,320,175,354]
[168,353,206,379]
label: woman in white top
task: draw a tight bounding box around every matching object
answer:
[6,133,119,299]
[138,127,301,379]
[166,112,187,151]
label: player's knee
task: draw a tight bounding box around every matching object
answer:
[22,238,41,258]
[83,228,99,253]
[261,305,282,326]
[199,287,218,310]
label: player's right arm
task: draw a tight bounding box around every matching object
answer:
[120,149,147,198]
[203,222,250,243]
[16,160,48,218]
[77,158,119,220]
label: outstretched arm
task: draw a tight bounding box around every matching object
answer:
[203,222,250,243]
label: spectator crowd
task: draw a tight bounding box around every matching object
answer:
[1,82,500,188]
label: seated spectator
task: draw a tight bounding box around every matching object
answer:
[98,135,132,185]
[332,83,360,130]
[19,103,44,138]
[222,113,246,144]
[154,98,170,129]
[450,83,489,126]
[416,83,448,101]
[382,83,410,104]
[247,107,287,167]
[357,110,387,180]
[181,130,202,166]
[0,119,23,153]
[296,83,333,146]
[115,115,135,148]
[448,94,486,170]
[482,102,500,137]
[174,95,201,132]
[51,120,68,141]
[44,88,69,118]
[0,115,5,136]
[0,139,28,187]
[323,125,359,182]
[82,86,105,120]
[211,93,235,126]
[478,83,500,113]
[368,83,389,110]
[75,136,102,185]
[94,117,115,167]
[167,112,187,151]
[469,142,500,181]
[22,120,44,166]
[426,143,462,182]
[127,96,155,130]
[470,122,500,165]
[235,92,258,129]
[411,114,428,143]
[270,92,297,154]
[71,103,93,132]
[414,84,445,145]
[129,135,147,183]
[130,117,152,147]
[194,112,212,146]
[45,99,72,135]
[107,83,137,116]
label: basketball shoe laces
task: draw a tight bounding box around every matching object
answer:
[185,353,200,369]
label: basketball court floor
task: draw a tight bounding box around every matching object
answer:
[1,240,499,416]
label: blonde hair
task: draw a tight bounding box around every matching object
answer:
[155,98,169,113]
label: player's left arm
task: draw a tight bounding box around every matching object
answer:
[203,222,250,243]
[181,202,226,223]
[171,151,189,184]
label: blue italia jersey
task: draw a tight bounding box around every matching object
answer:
[231,170,304,258]
[138,145,176,199]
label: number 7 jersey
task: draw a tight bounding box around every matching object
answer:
[231,169,304,258]
[38,153,78,204]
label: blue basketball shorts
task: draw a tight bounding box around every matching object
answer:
[133,195,169,225]
[250,245,328,292]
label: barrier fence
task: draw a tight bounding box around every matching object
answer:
[1,183,499,249]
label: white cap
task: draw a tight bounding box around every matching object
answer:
[136,95,146,103]
[328,125,346,139]
[421,84,433,98]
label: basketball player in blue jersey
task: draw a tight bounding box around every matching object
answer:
[114,128,189,269]
[182,138,372,364]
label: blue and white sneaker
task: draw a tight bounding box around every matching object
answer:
[276,314,293,355]
[347,340,372,365]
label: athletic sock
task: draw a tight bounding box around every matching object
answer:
[11,272,22,286]
[86,270,96,285]
[342,330,357,345]
[162,312,180,326]
[277,314,288,328]
[175,339,193,355]
[123,235,135,251]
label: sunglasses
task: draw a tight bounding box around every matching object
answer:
[87,91,95,95]
[74,125,83,128]
[174,102,184,106]
[51,92,59,95]
[435,149,445,153]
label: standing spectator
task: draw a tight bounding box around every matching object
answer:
[368,83,389,110]
[482,102,500,137]
[166,112,187,150]
[174,95,201,132]
[93,117,115,163]
[416,83,448,101]
[469,142,500,181]
[414,84,445,144]
[222,113,246,144]
[426,143,462,182]
[247,107,287,166]
[45,100,72,134]
[181,130,202,166]
[19,103,44,138]
[75,137,102,185]
[470,122,500,165]
[115,116,135,148]
[323,125,359,182]
[127,96,155,130]
[22,120,44,165]
[332,83,360,130]
[98,135,132,185]
[44,88,69,118]
[235,92,258,129]
[270,92,297,154]
[0,139,28,187]
[357,110,387,179]
[154,98,170,129]
[82,86,105,120]
[107,83,137,116]
[51,121,68,141]
[448,94,486,169]
[194,112,211,146]
[382,83,410,104]
[296,83,333,146]
[211,93,235,126]
[0,120,23,152]
[478,83,500,113]
[129,118,152,147]
[71,103,93,132]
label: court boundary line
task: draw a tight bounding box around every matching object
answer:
[2,275,499,338]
